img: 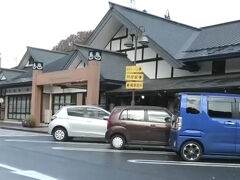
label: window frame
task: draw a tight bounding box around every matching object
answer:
[186,95,201,115]
[67,107,85,118]
[85,107,109,120]
[52,93,77,114]
[147,109,171,123]
[207,97,234,119]
[119,109,146,122]
[8,95,31,120]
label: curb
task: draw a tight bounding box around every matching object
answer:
[0,126,48,134]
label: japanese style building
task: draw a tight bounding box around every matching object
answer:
[1,2,240,125]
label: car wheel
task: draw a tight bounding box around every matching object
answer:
[110,134,126,150]
[53,127,68,142]
[180,141,202,162]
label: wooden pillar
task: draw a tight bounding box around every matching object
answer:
[86,61,100,105]
[31,70,42,127]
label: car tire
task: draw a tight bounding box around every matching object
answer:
[110,134,126,150]
[180,141,203,162]
[53,127,68,142]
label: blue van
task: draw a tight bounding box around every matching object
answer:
[170,92,240,161]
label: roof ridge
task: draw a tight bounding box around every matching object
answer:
[201,19,240,29]
[109,2,200,31]
[27,46,68,55]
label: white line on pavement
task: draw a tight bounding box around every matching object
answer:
[5,139,176,155]
[4,139,106,145]
[52,146,175,155]
[128,159,240,168]
[0,134,49,137]
[0,163,58,180]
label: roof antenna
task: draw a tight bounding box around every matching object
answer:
[164,9,171,20]
[130,0,136,9]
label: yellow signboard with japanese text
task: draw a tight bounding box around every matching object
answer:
[125,73,144,81]
[126,82,143,90]
[125,65,144,90]
[126,66,143,73]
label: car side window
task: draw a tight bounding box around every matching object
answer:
[67,107,84,117]
[120,110,144,121]
[148,110,171,123]
[186,95,201,114]
[208,97,233,118]
[85,108,109,120]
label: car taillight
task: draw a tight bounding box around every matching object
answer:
[107,116,111,129]
[176,116,182,130]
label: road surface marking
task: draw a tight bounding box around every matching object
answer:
[5,139,175,155]
[5,139,106,145]
[128,159,240,168]
[0,134,49,137]
[0,129,49,137]
[0,162,58,180]
[52,146,175,155]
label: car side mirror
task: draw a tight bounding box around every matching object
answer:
[103,116,109,120]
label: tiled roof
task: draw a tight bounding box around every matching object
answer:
[181,20,240,60]
[75,44,135,82]
[27,47,68,66]
[92,3,240,63]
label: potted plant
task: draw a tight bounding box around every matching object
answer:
[22,115,35,128]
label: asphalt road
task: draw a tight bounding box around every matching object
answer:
[0,129,240,180]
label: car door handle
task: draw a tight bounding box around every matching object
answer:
[224,121,235,125]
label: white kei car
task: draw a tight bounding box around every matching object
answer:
[48,105,110,141]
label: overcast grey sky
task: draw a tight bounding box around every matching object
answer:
[0,0,239,68]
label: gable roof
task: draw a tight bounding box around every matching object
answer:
[181,20,240,61]
[0,47,77,87]
[87,2,240,65]
[75,44,137,82]
[43,50,78,73]
[0,68,30,87]
[17,47,68,69]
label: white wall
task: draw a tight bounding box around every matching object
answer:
[114,26,127,38]
[225,57,240,73]
[144,48,157,59]
[111,39,120,51]
[126,49,142,61]
[138,61,156,79]
[173,61,212,77]
[157,60,172,78]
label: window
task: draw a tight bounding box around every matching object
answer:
[186,95,201,114]
[85,108,109,120]
[148,110,171,123]
[120,110,144,121]
[212,60,225,75]
[67,107,84,117]
[208,97,233,118]
[52,94,76,114]
[8,95,31,120]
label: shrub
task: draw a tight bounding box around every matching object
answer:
[22,116,35,128]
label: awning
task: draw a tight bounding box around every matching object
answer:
[107,73,240,93]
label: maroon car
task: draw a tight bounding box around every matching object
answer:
[105,106,172,149]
